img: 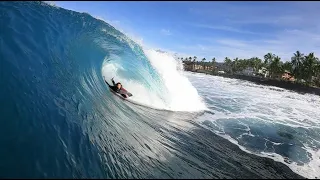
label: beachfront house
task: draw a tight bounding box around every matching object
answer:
[182,60,206,71]
[258,67,269,78]
[194,64,203,70]
[282,70,295,81]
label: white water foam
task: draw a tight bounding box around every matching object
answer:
[101,49,207,112]
[144,49,207,111]
[188,73,320,179]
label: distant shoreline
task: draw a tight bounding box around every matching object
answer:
[187,70,320,96]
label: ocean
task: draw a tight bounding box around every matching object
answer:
[0,1,318,178]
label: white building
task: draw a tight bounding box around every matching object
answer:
[258,67,269,77]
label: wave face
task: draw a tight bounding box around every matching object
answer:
[0,2,304,179]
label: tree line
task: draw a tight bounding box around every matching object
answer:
[180,51,320,86]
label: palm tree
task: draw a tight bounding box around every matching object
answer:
[302,52,318,84]
[269,56,283,78]
[212,58,216,64]
[291,51,303,68]
[202,58,206,70]
[291,51,304,80]
[191,60,195,70]
[247,58,254,69]
[212,57,216,72]
[192,56,197,70]
[239,59,249,72]
[224,57,232,73]
[232,57,240,73]
[179,52,320,87]
[264,53,275,68]
[282,61,293,73]
[252,57,262,72]
[263,53,276,77]
[317,60,320,76]
[315,61,320,86]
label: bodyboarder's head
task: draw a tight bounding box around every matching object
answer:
[116,82,122,90]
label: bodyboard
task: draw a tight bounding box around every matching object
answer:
[109,88,132,98]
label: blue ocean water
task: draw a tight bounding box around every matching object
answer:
[0,1,314,178]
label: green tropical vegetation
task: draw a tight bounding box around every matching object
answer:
[180,51,320,87]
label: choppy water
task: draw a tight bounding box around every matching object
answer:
[188,72,320,179]
[0,1,315,179]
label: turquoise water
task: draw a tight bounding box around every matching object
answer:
[0,1,316,178]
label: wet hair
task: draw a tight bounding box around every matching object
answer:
[116,82,122,87]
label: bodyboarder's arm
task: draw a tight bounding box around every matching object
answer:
[111,77,116,86]
[103,76,111,87]
[105,80,111,87]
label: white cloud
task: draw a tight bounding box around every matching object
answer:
[160,29,172,36]
[175,28,320,62]
[216,39,249,48]
[190,24,261,35]
[172,2,320,62]
[55,2,320,63]
[165,4,320,62]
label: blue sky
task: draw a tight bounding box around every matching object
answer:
[53,1,320,62]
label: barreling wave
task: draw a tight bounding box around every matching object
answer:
[0,2,304,179]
